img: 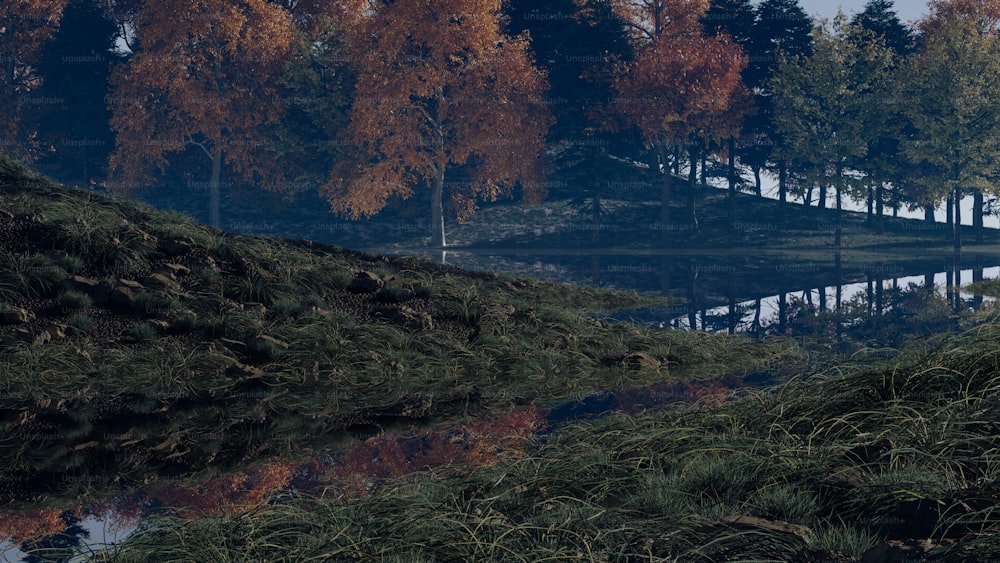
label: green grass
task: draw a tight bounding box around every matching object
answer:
[88,312,1000,561]
[4,153,809,510]
[4,152,1000,560]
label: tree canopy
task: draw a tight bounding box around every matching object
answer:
[106,0,298,227]
[323,0,552,247]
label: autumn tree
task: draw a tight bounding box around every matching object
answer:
[106,0,297,227]
[325,0,552,248]
[898,0,1000,249]
[0,0,68,162]
[612,0,747,230]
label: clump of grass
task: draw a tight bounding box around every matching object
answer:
[133,290,184,317]
[807,525,880,559]
[57,290,93,311]
[59,253,86,274]
[127,321,158,342]
[268,295,302,317]
[0,251,66,299]
[66,313,94,333]
[750,483,820,525]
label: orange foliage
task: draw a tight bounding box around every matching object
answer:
[88,494,144,529]
[150,461,295,518]
[322,0,552,231]
[613,28,747,149]
[0,506,81,543]
[923,0,1000,33]
[0,0,69,157]
[106,0,297,193]
[312,405,547,496]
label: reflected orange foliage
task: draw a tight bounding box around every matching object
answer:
[615,377,739,413]
[316,405,548,495]
[150,461,295,518]
[0,407,547,536]
[0,506,80,543]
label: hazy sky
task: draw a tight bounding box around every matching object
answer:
[795,0,928,26]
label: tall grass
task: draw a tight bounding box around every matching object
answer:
[96,317,1000,561]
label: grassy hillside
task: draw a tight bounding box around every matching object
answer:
[0,155,803,508]
[101,319,1000,561]
[7,155,1000,561]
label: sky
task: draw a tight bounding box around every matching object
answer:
[795,0,929,26]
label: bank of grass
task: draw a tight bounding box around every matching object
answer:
[96,316,1000,562]
[0,155,812,508]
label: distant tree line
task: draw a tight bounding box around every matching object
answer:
[1,0,997,249]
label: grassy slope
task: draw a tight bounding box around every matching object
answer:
[7,156,1000,561]
[103,306,1000,562]
[0,155,804,507]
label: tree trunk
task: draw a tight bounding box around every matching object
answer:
[700,152,708,185]
[727,137,736,221]
[432,166,446,248]
[925,204,935,223]
[876,182,885,234]
[954,186,962,252]
[647,146,660,173]
[818,185,826,210]
[209,148,223,228]
[659,144,671,242]
[778,161,787,222]
[974,188,984,244]
[835,184,842,248]
[752,165,762,197]
[778,160,787,207]
[687,146,698,230]
[866,182,873,224]
[946,190,953,232]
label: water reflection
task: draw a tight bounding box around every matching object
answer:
[615,262,996,341]
[411,249,1000,341]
